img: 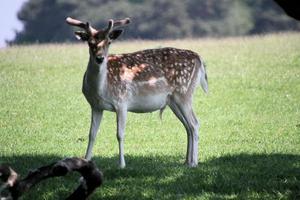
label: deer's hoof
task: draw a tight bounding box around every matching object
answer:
[119,162,126,169]
[185,161,198,168]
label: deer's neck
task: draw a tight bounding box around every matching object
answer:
[85,56,108,94]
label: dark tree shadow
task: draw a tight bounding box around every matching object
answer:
[1,153,299,199]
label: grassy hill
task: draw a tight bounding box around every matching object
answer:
[0,33,300,199]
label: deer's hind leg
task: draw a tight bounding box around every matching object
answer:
[168,95,199,167]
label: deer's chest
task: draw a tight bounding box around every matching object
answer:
[82,73,115,111]
[83,90,115,111]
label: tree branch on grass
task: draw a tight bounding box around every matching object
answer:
[0,157,102,200]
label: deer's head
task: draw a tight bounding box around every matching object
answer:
[66,17,130,64]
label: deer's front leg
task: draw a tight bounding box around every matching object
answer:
[116,106,127,168]
[85,109,103,160]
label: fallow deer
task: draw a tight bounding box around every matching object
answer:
[66,17,208,168]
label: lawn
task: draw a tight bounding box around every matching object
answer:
[0,33,300,199]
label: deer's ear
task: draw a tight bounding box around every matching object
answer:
[74,31,90,41]
[109,29,123,40]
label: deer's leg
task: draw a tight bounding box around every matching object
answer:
[170,96,199,167]
[177,103,199,167]
[85,109,103,160]
[168,99,193,165]
[190,109,200,166]
[116,106,127,168]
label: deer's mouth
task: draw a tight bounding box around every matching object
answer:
[95,56,105,64]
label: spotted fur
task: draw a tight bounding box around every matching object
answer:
[105,47,205,99]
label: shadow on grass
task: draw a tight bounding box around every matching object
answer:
[1,153,299,199]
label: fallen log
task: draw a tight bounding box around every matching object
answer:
[0,157,102,200]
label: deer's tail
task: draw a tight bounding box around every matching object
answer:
[199,58,208,93]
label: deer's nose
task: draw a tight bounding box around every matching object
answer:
[95,56,104,64]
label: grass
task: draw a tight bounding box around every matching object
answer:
[0,32,300,199]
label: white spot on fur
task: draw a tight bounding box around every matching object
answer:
[148,77,157,86]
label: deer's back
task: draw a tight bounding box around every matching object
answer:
[107,47,201,95]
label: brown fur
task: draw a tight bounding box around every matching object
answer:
[106,47,201,98]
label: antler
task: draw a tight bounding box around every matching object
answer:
[66,17,98,35]
[66,17,131,38]
[66,17,87,29]
[105,18,131,34]
[113,18,131,27]
[105,19,114,34]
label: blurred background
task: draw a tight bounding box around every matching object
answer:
[1,0,299,48]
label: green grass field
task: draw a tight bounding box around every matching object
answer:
[0,33,300,199]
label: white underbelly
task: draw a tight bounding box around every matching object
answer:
[127,93,168,113]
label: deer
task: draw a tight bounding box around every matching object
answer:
[66,17,208,168]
